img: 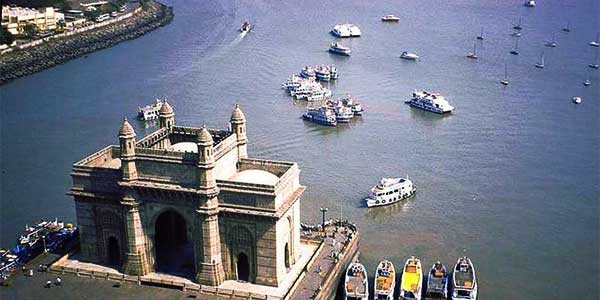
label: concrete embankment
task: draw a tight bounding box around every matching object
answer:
[0,1,173,85]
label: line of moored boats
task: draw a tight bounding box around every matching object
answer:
[346,257,478,300]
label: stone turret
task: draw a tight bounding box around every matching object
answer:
[230,104,247,159]
[159,100,175,129]
[196,125,216,194]
[119,118,137,180]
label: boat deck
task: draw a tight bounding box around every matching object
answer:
[346,275,366,294]
[454,270,474,288]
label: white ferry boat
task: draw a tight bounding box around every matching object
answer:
[365,177,415,208]
[341,95,364,116]
[452,257,478,300]
[281,75,303,90]
[306,88,332,102]
[303,107,337,126]
[405,90,455,114]
[138,98,166,120]
[329,42,352,56]
[300,66,316,79]
[345,262,368,300]
[331,24,362,38]
[315,65,331,81]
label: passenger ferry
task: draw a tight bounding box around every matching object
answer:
[374,260,395,300]
[315,65,331,81]
[341,95,364,116]
[426,262,449,298]
[300,66,316,79]
[281,75,303,90]
[452,257,478,300]
[302,107,337,126]
[381,15,400,22]
[329,42,352,56]
[365,177,415,208]
[330,102,354,123]
[345,262,368,300]
[331,24,362,38]
[400,256,423,300]
[405,90,455,114]
[138,98,167,120]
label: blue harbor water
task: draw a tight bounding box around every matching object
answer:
[1,0,598,299]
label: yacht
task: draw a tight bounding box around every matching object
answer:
[405,90,455,114]
[524,0,536,7]
[500,64,510,85]
[426,262,448,299]
[138,98,166,121]
[509,31,521,37]
[331,24,362,38]
[240,20,252,33]
[400,51,419,60]
[381,15,400,22]
[345,262,368,300]
[545,34,557,47]
[400,257,423,300]
[590,32,599,47]
[452,257,478,300]
[329,42,352,56]
[535,52,545,68]
[365,177,415,208]
[315,66,331,82]
[513,17,523,30]
[466,42,478,59]
[589,51,599,69]
[300,66,316,79]
[562,22,571,32]
[510,37,520,55]
[374,260,396,300]
[303,107,337,126]
[572,97,582,104]
[476,27,484,40]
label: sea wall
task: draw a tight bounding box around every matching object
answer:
[0,1,173,85]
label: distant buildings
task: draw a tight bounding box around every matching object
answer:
[1,6,65,35]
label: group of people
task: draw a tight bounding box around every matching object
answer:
[22,265,63,288]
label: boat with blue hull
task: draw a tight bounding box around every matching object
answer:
[302,107,337,126]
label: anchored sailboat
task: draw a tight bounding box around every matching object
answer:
[513,17,523,30]
[467,42,478,59]
[589,50,599,69]
[477,27,484,40]
[590,32,599,47]
[535,52,545,68]
[562,21,571,32]
[510,38,520,55]
[500,64,509,85]
[545,33,557,47]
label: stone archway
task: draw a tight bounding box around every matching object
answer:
[107,236,121,266]
[236,252,250,281]
[154,210,194,278]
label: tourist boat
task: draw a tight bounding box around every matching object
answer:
[329,102,354,123]
[345,262,368,300]
[374,260,395,300]
[138,98,166,121]
[535,52,545,68]
[572,97,582,104]
[500,64,510,85]
[400,51,419,60]
[452,257,478,300]
[302,107,337,126]
[341,95,364,116]
[466,42,478,59]
[524,0,536,7]
[306,88,332,102]
[300,66,316,79]
[400,256,423,300]
[315,66,331,81]
[589,32,599,47]
[510,38,520,55]
[405,90,455,114]
[240,20,252,33]
[281,75,303,90]
[331,24,362,38]
[545,34,557,47]
[365,177,416,208]
[329,42,352,56]
[426,262,448,298]
[381,15,400,22]
[476,27,484,40]
[513,17,523,30]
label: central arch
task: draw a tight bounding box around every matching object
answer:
[236,252,250,281]
[154,210,194,278]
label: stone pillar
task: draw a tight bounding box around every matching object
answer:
[118,118,137,180]
[230,104,247,159]
[121,193,150,276]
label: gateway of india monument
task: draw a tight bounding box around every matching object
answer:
[68,102,306,288]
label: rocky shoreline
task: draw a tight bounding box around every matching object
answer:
[0,1,173,85]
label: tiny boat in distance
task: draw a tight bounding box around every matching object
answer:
[583,79,591,87]
[405,90,455,114]
[452,257,478,300]
[345,262,368,300]
[509,31,521,37]
[476,27,484,40]
[590,32,599,47]
[374,260,395,300]
[524,0,536,7]
[500,64,509,85]
[240,20,252,33]
[400,51,419,60]
[562,22,571,32]
[545,34,557,47]
[382,15,400,22]
[426,262,448,299]
[466,42,478,59]
[365,177,415,208]
[513,17,523,30]
[400,256,423,300]
[572,97,582,104]
[535,52,545,68]
[329,42,352,56]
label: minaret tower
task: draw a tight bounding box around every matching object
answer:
[159,100,175,129]
[230,104,247,159]
[119,118,137,180]
[195,126,225,285]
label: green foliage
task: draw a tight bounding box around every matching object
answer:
[23,23,36,38]
[0,27,15,45]
[84,9,101,20]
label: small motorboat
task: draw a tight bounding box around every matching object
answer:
[400,256,423,300]
[452,257,478,300]
[590,32,599,47]
[572,97,582,104]
[583,79,591,86]
[329,42,352,56]
[426,261,448,298]
[240,20,252,33]
[381,14,400,22]
[400,51,419,61]
[524,0,536,7]
[345,262,368,300]
[374,260,395,300]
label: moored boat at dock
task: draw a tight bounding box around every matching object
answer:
[365,177,415,208]
[427,261,449,298]
[405,90,454,114]
[374,260,395,300]
[345,262,368,300]
[302,107,337,126]
[452,257,478,300]
[400,256,423,300]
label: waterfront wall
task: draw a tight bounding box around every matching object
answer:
[0,1,174,85]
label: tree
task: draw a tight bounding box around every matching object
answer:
[0,27,15,45]
[23,23,36,38]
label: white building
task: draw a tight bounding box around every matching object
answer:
[1,6,65,35]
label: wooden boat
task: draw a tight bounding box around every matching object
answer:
[400,256,423,300]
[426,261,448,298]
[345,262,368,300]
[374,260,395,300]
